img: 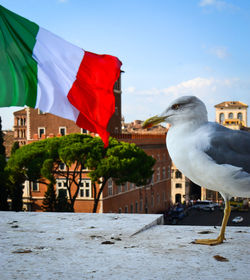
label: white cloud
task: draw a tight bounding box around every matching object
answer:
[198,0,239,11]
[123,77,248,122]
[162,77,214,97]
[210,46,230,59]
[124,86,136,94]
[125,77,240,99]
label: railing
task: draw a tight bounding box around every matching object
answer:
[111,133,166,139]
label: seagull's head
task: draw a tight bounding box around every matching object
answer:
[142,95,208,128]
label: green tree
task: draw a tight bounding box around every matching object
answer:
[9,141,23,211]
[87,137,156,213]
[41,134,93,212]
[7,134,155,213]
[0,117,8,211]
[55,189,71,212]
[7,139,52,211]
[42,183,57,212]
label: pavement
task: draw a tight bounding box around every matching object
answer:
[1,211,250,280]
[177,208,250,227]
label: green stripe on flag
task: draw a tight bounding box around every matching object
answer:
[0,5,39,108]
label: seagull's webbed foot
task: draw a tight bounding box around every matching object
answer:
[193,200,231,246]
[194,235,225,246]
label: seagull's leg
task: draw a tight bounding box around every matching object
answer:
[194,200,231,246]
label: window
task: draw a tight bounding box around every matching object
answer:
[162,167,166,179]
[151,195,154,207]
[59,162,66,170]
[175,194,182,203]
[228,112,233,119]
[59,127,66,136]
[168,165,171,178]
[38,127,45,138]
[175,170,182,179]
[135,201,138,213]
[163,191,166,202]
[157,193,160,205]
[32,181,39,192]
[219,113,224,123]
[108,178,113,196]
[115,106,119,116]
[237,112,243,120]
[56,179,68,197]
[157,167,160,181]
[130,203,133,213]
[81,128,88,134]
[176,183,182,188]
[150,174,154,184]
[117,185,122,194]
[139,199,143,212]
[79,180,92,198]
[124,182,128,192]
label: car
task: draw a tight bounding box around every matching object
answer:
[192,200,215,211]
[232,216,243,223]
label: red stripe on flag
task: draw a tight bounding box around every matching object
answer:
[67,51,122,147]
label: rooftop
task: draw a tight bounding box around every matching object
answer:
[1,212,249,279]
[215,101,248,108]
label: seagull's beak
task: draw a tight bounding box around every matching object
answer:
[142,115,167,129]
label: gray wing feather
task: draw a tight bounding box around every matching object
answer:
[204,123,250,174]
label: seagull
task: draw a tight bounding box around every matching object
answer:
[143,95,250,245]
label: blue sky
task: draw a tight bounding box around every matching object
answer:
[1,0,250,129]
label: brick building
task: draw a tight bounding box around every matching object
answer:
[19,131,172,214]
[11,74,173,214]
[103,134,172,214]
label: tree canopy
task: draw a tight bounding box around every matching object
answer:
[7,134,156,212]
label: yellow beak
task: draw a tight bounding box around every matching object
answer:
[142,115,166,129]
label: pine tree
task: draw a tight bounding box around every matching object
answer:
[42,183,57,212]
[55,189,72,212]
[0,117,8,210]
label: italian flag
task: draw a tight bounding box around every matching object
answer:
[0,5,122,147]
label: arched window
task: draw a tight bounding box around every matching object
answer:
[237,112,242,120]
[219,113,224,123]
[175,170,182,179]
[228,112,233,119]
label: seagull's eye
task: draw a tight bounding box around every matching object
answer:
[171,104,181,110]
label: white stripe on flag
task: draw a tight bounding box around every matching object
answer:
[32,27,84,121]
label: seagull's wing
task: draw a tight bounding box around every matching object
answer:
[203,123,250,174]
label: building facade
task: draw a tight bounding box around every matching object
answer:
[11,74,174,214]
[103,134,172,214]
[20,133,172,214]
[215,101,248,129]
[170,163,189,204]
